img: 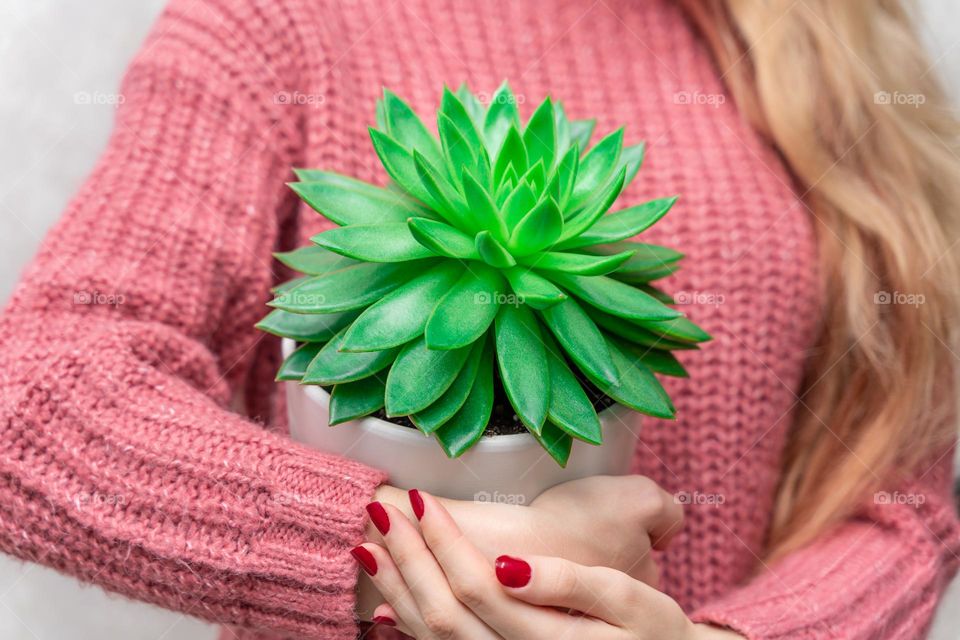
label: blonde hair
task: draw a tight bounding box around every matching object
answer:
[680,0,960,560]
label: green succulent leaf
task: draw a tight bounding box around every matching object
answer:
[569,128,624,210]
[289,172,428,225]
[546,144,579,206]
[483,82,521,154]
[274,245,357,275]
[329,376,387,425]
[257,308,358,342]
[558,167,627,243]
[502,181,539,230]
[589,337,675,419]
[413,150,468,223]
[589,307,700,350]
[618,142,646,186]
[523,98,557,171]
[441,87,485,152]
[584,242,684,280]
[519,160,546,194]
[520,250,635,276]
[341,262,464,351]
[493,126,528,187]
[561,196,678,250]
[569,119,596,150]
[407,217,479,259]
[374,98,389,131]
[645,316,712,343]
[508,197,563,255]
[385,337,473,416]
[554,102,572,154]
[543,334,602,445]
[548,272,681,321]
[434,350,494,458]
[276,342,323,381]
[539,297,618,385]
[383,88,443,163]
[455,83,486,128]
[503,268,566,309]
[531,421,574,467]
[425,266,503,350]
[630,348,689,378]
[272,275,306,295]
[494,304,549,433]
[313,223,437,262]
[462,170,507,239]
[269,262,423,313]
[303,328,400,385]
[412,339,486,433]
[475,231,517,268]
[369,128,434,203]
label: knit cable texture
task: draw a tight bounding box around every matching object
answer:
[1,0,957,638]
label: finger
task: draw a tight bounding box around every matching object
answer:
[496,554,658,627]
[411,490,616,639]
[648,487,684,550]
[372,603,414,638]
[370,501,497,639]
[351,543,434,639]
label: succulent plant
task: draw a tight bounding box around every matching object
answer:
[257,83,709,466]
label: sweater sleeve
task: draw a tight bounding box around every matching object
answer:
[0,1,384,638]
[691,453,960,639]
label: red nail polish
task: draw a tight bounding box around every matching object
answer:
[409,489,425,520]
[372,615,396,627]
[495,555,531,588]
[351,546,378,576]
[366,501,390,535]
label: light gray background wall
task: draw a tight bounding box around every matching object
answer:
[0,1,958,639]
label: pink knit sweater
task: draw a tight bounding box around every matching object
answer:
[1,0,956,638]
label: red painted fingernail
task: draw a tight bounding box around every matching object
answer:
[351,546,377,576]
[495,555,531,588]
[409,489,425,520]
[366,501,390,535]
[372,615,396,627]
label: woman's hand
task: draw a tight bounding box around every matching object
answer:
[356,490,740,639]
[371,474,682,583]
[357,475,682,618]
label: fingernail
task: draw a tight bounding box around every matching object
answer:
[351,546,378,576]
[495,555,531,588]
[372,615,396,627]
[366,501,390,535]
[409,489,425,520]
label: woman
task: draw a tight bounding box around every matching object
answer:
[0,0,956,638]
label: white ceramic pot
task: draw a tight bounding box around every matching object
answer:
[283,339,638,503]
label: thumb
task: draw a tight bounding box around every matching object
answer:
[495,554,652,625]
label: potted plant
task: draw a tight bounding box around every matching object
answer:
[257,83,709,503]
